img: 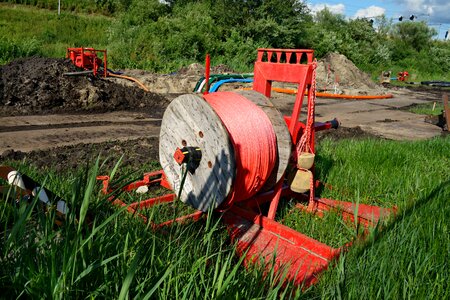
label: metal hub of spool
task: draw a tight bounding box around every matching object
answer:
[159,92,291,212]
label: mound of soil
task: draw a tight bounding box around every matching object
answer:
[115,62,237,94]
[115,69,199,94]
[316,126,381,142]
[316,53,387,95]
[0,57,169,117]
[177,62,235,76]
[1,137,159,174]
[120,62,234,94]
[177,63,205,76]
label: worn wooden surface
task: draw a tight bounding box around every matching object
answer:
[159,94,235,211]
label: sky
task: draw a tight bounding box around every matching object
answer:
[305,0,450,40]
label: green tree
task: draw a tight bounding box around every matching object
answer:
[109,0,313,71]
[207,0,312,47]
[306,8,348,58]
[392,21,437,51]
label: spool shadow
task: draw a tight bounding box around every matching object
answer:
[185,146,239,212]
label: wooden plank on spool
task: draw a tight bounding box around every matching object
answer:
[159,94,235,211]
[236,90,292,191]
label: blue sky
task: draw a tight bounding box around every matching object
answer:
[305,0,450,39]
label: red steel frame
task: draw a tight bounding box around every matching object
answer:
[66,47,107,77]
[97,49,396,288]
[97,170,203,229]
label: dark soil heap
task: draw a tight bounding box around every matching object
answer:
[0,57,169,117]
[1,137,159,174]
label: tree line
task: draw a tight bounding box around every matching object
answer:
[2,0,449,78]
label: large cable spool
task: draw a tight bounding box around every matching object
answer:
[159,91,291,212]
[235,90,292,191]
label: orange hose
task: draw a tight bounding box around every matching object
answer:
[271,87,297,94]
[271,87,393,99]
[316,92,393,99]
[108,73,149,92]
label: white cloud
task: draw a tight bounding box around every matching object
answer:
[309,3,346,15]
[402,0,424,12]
[395,0,450,23]
[354,6,386,19]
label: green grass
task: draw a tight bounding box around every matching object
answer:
[409,102,445,116]
[1,0,125,16]
[300,137,450,298]
[1,136,449,298]
[0,160,291,299]
[0,3,110,64]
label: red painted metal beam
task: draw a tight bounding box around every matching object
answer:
[97,172,200,229]
[292,193,397,229]
[252,49,314,137]
[204,54,210,95]
[129,194,176,209]
[157,211,204,229]
[223,205,340,288]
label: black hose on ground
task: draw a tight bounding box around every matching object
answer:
[63,70,93,76]
[421,81,450,87]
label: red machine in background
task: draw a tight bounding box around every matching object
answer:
[65,47,149,91]
[397,71,409,81]
[66,47,107,77]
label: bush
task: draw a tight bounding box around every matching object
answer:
[220,30,269,72]
[1,1,449,80]
[109,1,221,71]
[0,38,41,64]
[108,0,312,72]
[3,0,130,15]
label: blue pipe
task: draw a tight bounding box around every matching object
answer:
[209,78,254,92]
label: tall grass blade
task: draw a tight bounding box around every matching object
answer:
[216,251,247,297]
[5,189,39,251]
[78,158,99,232]
[142,264,175,300]
[74,253,122,283]
[118,251,141,300]
[109,155,124,181]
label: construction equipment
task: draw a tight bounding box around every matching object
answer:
[97,49,395,288]
[380,70,392,85]
[66,47,149,92]
[397,71,409,81]
[66,47,107,77]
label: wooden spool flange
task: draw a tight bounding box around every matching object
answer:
[159,94,235,211]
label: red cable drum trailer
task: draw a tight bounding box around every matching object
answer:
[97,48,395,288]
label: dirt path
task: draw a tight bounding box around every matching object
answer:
[271,87,444,140]
[0,111,161,153]
[0,87,444,156]
[1,87,447,174]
